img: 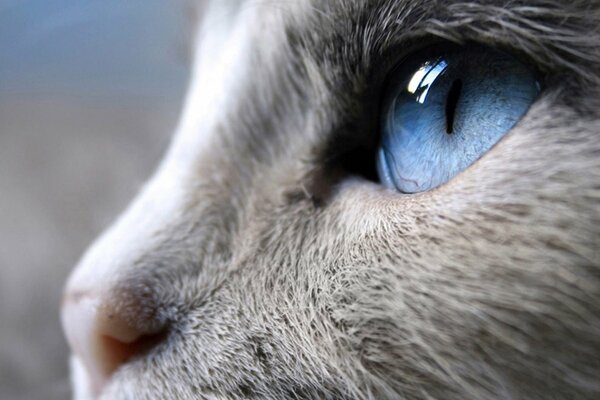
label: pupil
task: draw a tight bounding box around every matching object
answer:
[445,78,463,134]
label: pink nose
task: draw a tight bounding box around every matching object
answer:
[61,290,166,394]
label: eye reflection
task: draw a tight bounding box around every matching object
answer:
[406,58,449,103]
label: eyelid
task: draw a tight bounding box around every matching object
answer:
[375,38,545,85]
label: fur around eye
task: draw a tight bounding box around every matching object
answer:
[377,44,541,193]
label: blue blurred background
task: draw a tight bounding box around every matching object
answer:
[0,1,190,398]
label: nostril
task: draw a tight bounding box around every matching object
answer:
[61,292,168,395]
[99,331,167,374]
[95,329,168,392]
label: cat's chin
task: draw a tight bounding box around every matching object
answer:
[69,356,115,400]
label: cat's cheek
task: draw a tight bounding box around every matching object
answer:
[330,178,434,236]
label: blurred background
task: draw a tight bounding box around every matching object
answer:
[0,1,191,398]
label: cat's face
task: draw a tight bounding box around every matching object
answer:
[61,1,600,399]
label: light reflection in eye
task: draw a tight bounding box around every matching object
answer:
[406,58,449,103]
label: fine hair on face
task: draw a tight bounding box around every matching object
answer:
[61,1,600,399]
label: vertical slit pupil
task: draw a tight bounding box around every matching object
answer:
[445,78,463,134]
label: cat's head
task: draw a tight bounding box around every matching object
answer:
[62,1,600,399]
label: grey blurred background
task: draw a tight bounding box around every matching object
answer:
[0,1,191,398]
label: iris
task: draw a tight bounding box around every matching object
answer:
[377,45,540,193]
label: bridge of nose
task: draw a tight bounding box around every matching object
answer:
[61,2,320,393]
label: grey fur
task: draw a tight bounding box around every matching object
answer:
[65,0,600,399]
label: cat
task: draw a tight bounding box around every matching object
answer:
[61,0,600,399]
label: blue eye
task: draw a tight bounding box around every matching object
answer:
[376,45,540,193]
